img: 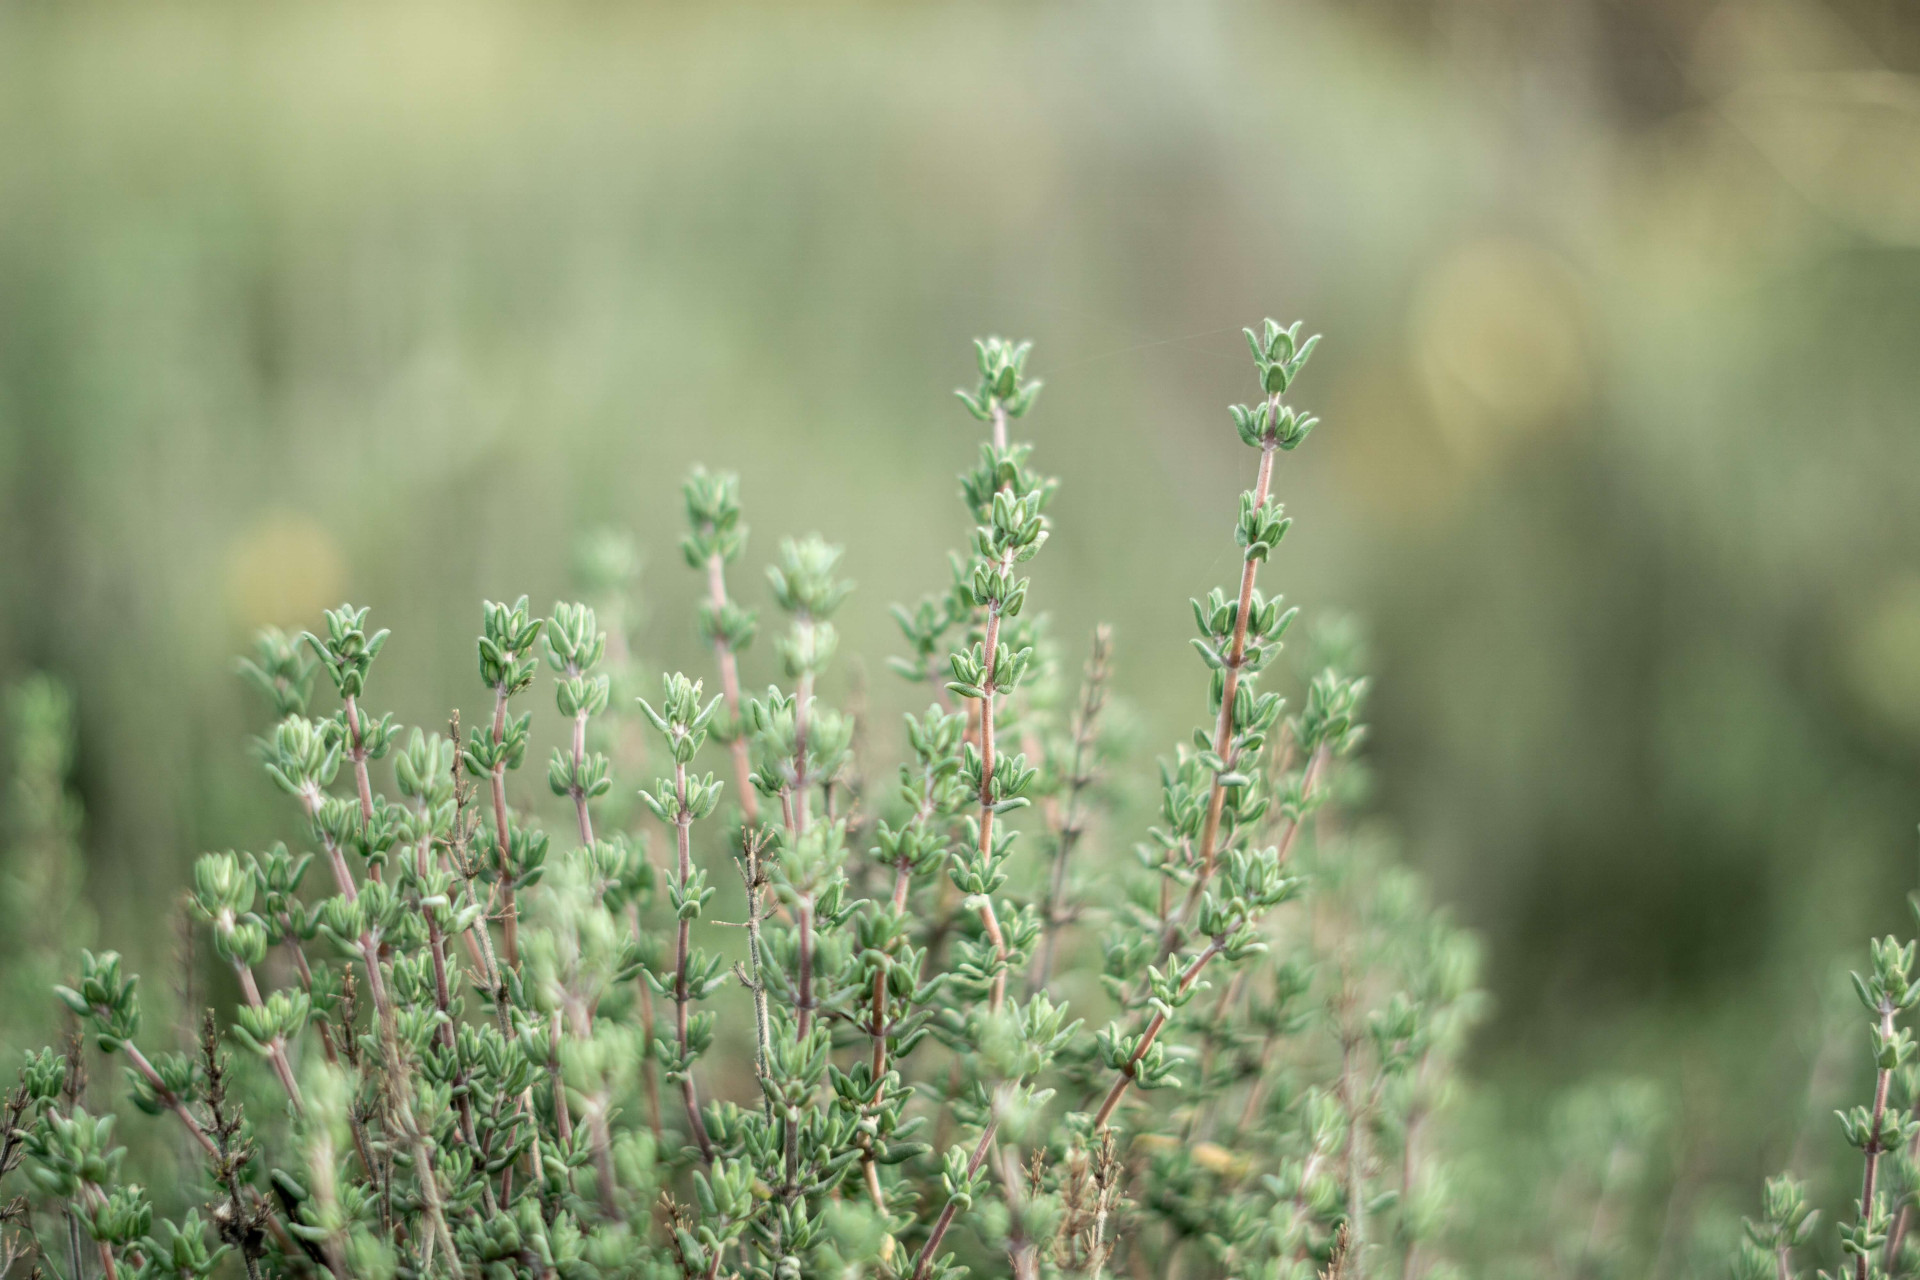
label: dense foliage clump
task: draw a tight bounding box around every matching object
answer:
[0,322,1481,1279]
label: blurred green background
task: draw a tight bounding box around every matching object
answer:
[7,0,1920,1265]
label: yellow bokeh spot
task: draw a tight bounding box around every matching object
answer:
[1410,238,1591,454]
[1842,576,1920,738]
[224,513,346,632]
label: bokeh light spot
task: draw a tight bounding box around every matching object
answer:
[223,512,346,632]
[1410,238,1591,454]
[1842,574,1920,738]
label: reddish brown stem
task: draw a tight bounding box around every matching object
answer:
[1160,434,1278,957]
[1091,940,1225,1130]
[910,1114,1001,1280]
[282,933,338,1066]
[315,821,358,903]
[235,965,305,1111]
[416,839,497,1215]
[570,705,595,849]
[122,1042,218,1158]
[488,685,520,970]
[343,694,375,826]
[1860,1005,1898,1280]
[78,1188,122,1280]
[797,898,817,1037]
[1885,1086,1920,1273]
[300,790,408,1055]
[870,967,888,1079]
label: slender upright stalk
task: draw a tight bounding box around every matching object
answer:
[673,758,715,1161]
[360,938,463,1279]
[343,694,376,827]
[547,1011,575,1152]
[974,605,1009,1013]
[1031,627,1111,995]
[65,1208,85,1280]
[299,781,464,1276]
[415,835,497,1217]
[1160,427,1278,960]
[739,836,774,1109]
[796,896,817,1038]
[704,552,759,831]
[488,684,519,969]
[625,901,666,1141]
[568,699,595,850]
[1857,1004,1898,1280]
[447,732,515,1037]
[709,651,777,1108]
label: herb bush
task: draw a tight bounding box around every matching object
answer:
[0,322,1485,1280]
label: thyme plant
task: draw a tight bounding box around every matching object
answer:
[0,320,1481,1280]
[1736,921,1920,1280]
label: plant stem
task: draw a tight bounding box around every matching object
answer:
[234,965,304,1112]
[975,605,1009,1013]
[703,544,777,1111]
[910,1114,1001,1280]
[999,1142,1039,1280]
[742,839,774,1111]
[1159,426,1279,956]
[489,684,519,970]
[120,1042,217,1158]
[1163,743,1323,968]
[1030,627,1111,996]
[307,771,461,1276]
[1337,979,1369,1272]
[704,552,759,831]
[359,936,464,1279]
[673,758,715,1161]
[547,1010,576,1156]
[343,694,376,827]
[570,695,595,850]
[869,958,888,1081]
[65,1208,85,1280]
[796,896,816,1038]
[1859,1004,1898,1280]
[625,900,666,1142]
[417,839,497,1217]
[1092,939,1226,1130]
[281,931,339,1066]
